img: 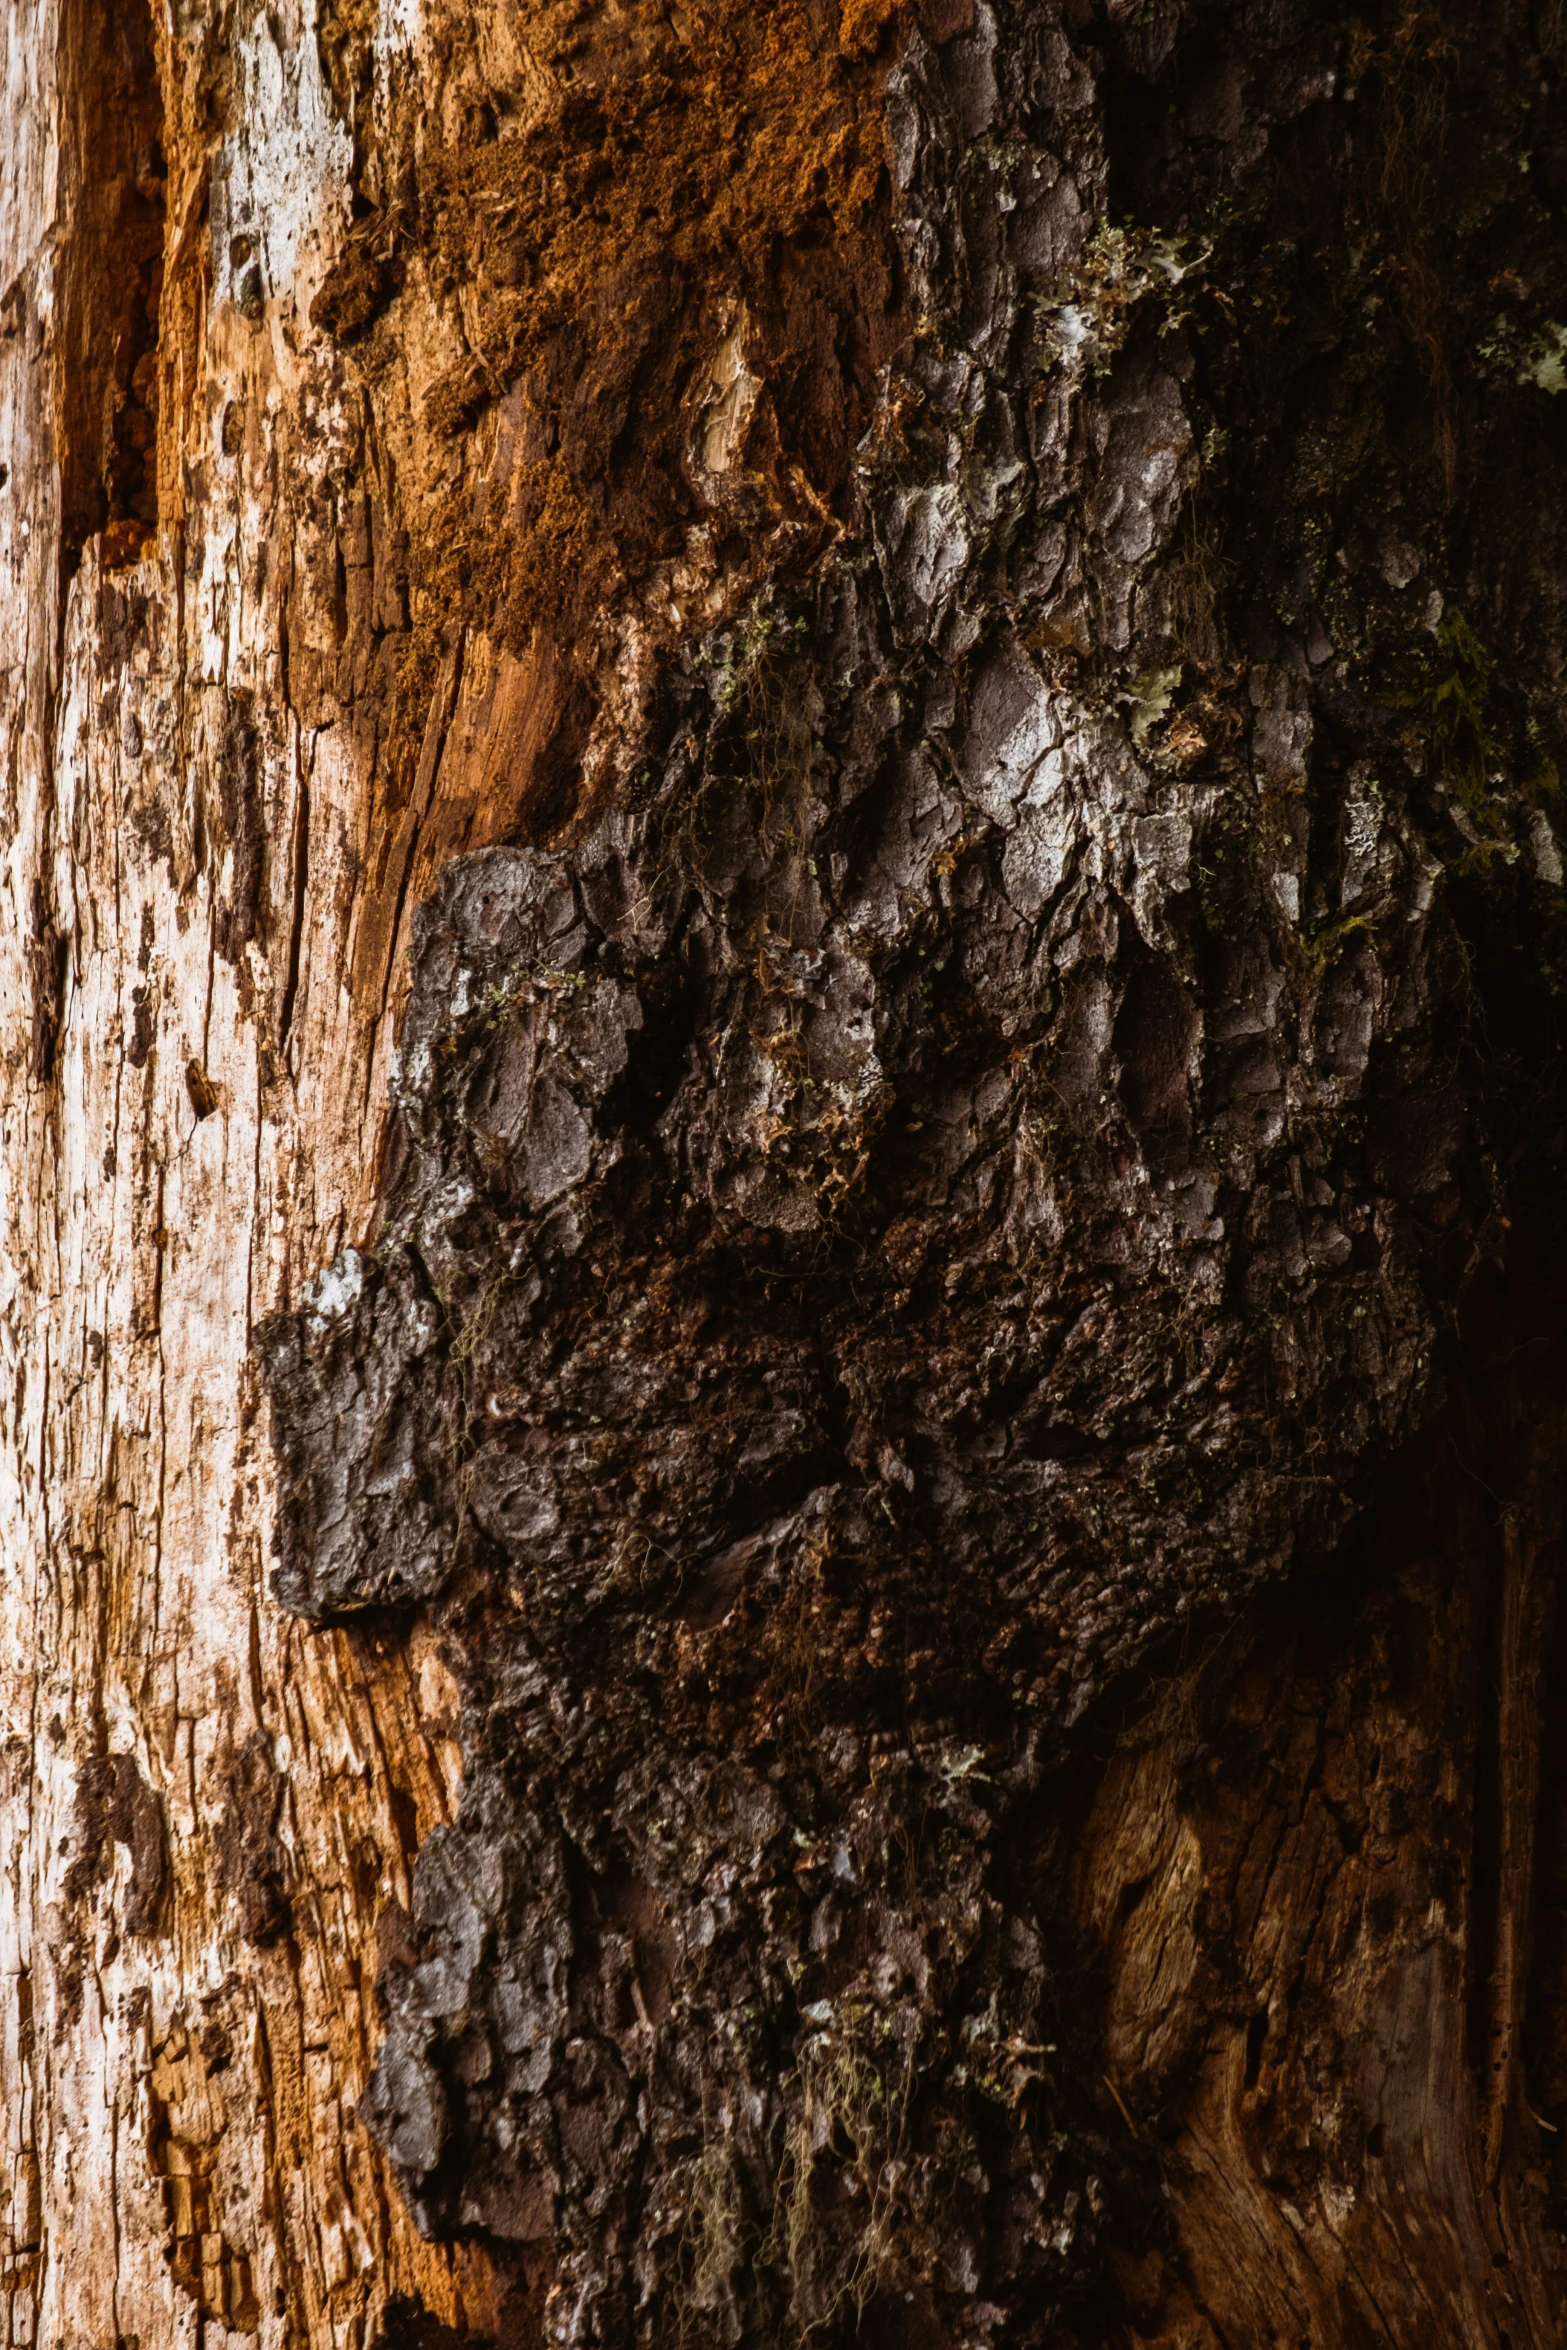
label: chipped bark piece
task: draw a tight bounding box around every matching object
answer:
[185,1058,221,1119]
[311,235,394,343]
[110,1754,169,1938]
[214,1737,293,1948]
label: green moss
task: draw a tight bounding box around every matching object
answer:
[1303,910,1372,968]
[1392,606,1536,875]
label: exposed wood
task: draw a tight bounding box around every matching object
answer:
[1,0,516,2337]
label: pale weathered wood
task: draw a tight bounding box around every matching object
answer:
[0,3,510,2339]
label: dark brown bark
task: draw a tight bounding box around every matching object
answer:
[266,0,1567,2338]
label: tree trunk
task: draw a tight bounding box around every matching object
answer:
[5,0,1567,2345]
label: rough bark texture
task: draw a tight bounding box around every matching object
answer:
[6,0,1567,2345]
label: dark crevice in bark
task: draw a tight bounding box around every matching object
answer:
[55,0,166,584]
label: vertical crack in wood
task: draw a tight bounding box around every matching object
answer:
[1483,1503,1560,2184]
[53,0,166,583]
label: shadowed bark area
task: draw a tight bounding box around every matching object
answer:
[258,0,1567,2343]
[1051,1222,1567,2344]
[54,0,168,579]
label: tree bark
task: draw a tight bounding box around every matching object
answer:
[4,1,1567,2346]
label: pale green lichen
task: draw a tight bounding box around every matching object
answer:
[1122,663,1184,749]
[1033,223,1208,384]
[1520,321,1567,394]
